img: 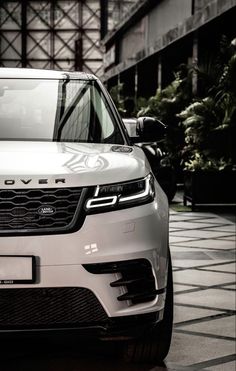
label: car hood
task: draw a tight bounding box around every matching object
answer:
[0,141,150,188]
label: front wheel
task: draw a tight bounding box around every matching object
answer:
[123,251,173,363]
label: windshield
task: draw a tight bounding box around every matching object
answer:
[0,78,124,144]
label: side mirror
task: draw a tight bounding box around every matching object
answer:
[123,118,139,140]
[123,117,166,143]
[137,117,166,142]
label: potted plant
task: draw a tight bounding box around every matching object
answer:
[182,153,235,210]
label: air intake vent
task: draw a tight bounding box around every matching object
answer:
[83,259,163,305]
[0,288,107,330]
[0,187,86,235]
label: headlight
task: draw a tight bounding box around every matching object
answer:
[85,174,155,213]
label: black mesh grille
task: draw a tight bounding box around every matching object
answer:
[0,188,84,234]
[0,288,107,329]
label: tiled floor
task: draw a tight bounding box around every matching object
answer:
[164,203,236,371]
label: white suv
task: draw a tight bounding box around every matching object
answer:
[0,68,173,363]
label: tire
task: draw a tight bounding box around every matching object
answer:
[123,251,173,363]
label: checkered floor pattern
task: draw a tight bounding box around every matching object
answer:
[163,207,236,371]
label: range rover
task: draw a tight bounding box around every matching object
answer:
[0,68,173,363]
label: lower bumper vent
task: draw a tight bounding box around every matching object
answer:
[83,259,162,305]
[0,287,107,330]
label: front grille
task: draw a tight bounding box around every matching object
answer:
[83,259,159,305]
[0,187,86,234]
[0,288,107,330]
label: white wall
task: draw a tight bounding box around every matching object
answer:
[119,0,193,62]
[148,0,192,46]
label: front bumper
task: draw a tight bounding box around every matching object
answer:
[0,311,160,341]
[0,183,169,332]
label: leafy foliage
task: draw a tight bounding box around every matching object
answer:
[178,37,236,171]
[109,37,236,173]
[138,64,192,163]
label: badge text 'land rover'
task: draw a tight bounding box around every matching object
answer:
[0,68,173,363]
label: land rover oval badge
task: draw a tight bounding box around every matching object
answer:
[38,206,56,215]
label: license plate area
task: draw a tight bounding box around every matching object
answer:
[0,255,36,284]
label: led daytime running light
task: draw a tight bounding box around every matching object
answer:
[86,195,117,209]
[86,174,154,212]
[119,175,152,203]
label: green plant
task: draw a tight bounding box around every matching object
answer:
[183,153,233,171]
[138,64,192,164]
[179,36,236,171]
